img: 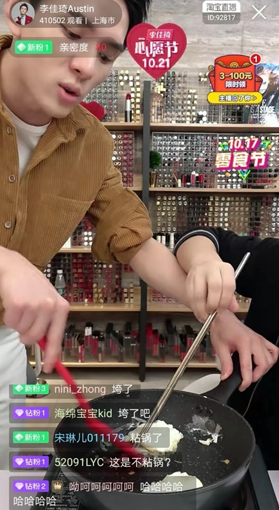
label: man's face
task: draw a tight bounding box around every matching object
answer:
[20,5,27,15]
[6,0,129,120]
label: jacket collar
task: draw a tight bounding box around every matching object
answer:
[0,34,93,141]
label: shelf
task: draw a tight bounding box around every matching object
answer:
[29,360,139,368]
[102,122,279,134]
[69,304,140,312]
[149,188,278,194]
[103,122,143,131]
[146,355,217,369]
[147,303,250,313]
[150,123,279,133]
[60,247,91,253]
[29,359,216,369]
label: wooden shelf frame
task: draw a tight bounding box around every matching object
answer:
[103,122,279,134]
[29,358,217,369]
[150,123,279,133]
[149,188,278,194]
[147,303,250,313]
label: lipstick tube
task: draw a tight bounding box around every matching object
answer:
[199,345,206,363]
[92,331,99,357]
[165,319,174,349]
[61,342,65,362]
[118,335,125,362]
[159,335,166,362]
[152,329,159,357]
[169,233,175,252]
[125,93,132,122]
[72,332,79,358]
[180,336,186,361]
[146,323,153,350]
[130,331,138,358]
[78,341,85,363]
[191,171,196,187]
[98,333,105,362]
[111,331,118,357]
[84,322,93,358]
[105,323,114,352]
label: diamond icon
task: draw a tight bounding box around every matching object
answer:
[15,458,24,466]
[15,483,24,490]
[15,385,23,392]
[15,409,24,417]
[17,43,26,52]
[15,433,24,441]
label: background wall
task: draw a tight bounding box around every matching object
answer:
[0,0,278,69]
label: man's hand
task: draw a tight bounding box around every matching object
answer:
[210,310,279,391]
[0,248,70,373]
[185,260,239,322]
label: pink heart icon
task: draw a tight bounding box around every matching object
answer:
[127,23,187,79]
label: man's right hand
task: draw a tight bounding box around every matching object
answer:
[185,260,239,322]
[0,248,70,372]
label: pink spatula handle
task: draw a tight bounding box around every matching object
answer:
[38,337,142,459]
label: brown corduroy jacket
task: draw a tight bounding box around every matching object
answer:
[0,35,152,323]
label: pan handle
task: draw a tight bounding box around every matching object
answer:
[202,352,243,404]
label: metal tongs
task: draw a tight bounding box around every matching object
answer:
[140,252,251,437]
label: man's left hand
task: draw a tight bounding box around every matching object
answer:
[210,310,279,391]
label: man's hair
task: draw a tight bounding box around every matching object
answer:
[124,0,151,34]
[20,3,29,9]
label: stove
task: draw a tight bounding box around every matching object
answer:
[33,447,278,510]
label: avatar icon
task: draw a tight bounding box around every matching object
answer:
[14,2,33,25]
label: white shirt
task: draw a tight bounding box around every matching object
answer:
[4,104,49,178]
[0,109,49,338]
[20,15,26,25]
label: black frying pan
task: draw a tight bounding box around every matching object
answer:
[54,354,255,510]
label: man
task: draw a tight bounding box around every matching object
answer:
[14,2,33,24]
[175,226,279,468]
[0,0,240,469]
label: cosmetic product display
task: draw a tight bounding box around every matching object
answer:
[151,70,246,124]
[84,69,141,123]
[121,69,141,123]
[150,284,251,308]
[111,131,134,187]
[70,217,95,247]
[145,321,214,364]
[152,132,279,190]
[44,253,136,305]
[27,321,140,364]
[84,70,119,122]
[150,192,279,238]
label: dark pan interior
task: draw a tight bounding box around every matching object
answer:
[54,389,255,491]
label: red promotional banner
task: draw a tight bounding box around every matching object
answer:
[126,23,187,79]
[207,54,263,104]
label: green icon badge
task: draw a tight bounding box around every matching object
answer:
[15,40,53,54]
[13,431,49,444]
[12,384,49,395]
